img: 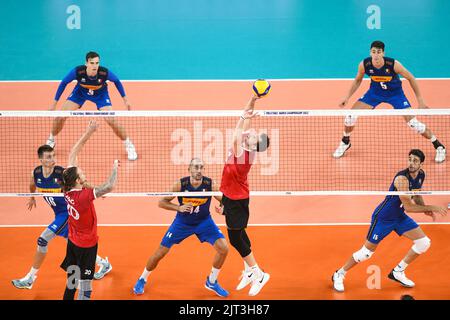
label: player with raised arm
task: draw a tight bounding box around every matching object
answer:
[60,120,119,300]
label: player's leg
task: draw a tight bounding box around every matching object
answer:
[77,244,98,300]
[333,93,377,158]
[134,221,191,295]
[46,98,83,148]
[332,216,392,292]
[99,103,138,161]
[403,113,446,163]
[61,239,78,300]
[12,213,68,289]
[388,219,429,288]
[197,217,229,297]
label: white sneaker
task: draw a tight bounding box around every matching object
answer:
[236,270,254,291]
[12,275,37,290]
[249,272,270,296]
[125,141,138,161]
[46,136,55,148]
[332,270,345,292]
[388,270,415,288]
[94,257,113,280]
[435,146,446,163]
[333,142,351,158]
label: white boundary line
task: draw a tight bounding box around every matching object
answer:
[1,222,449,228]
[0,78,449,83]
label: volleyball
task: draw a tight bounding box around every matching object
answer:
[252,79,271,97]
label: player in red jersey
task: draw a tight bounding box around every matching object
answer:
[60,120,119,300]
[220,95,270,296]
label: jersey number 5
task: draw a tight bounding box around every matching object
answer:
[380,82,387,90]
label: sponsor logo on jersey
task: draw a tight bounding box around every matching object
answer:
[182,197,208,207]
[370,76,393,82]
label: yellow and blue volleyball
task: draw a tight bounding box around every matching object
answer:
[252,79,271,97]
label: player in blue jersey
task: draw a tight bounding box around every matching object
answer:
[12,145,112,290]
[332,149,447,292]
[333,41,446,163]
[133,158,229,297]
[46,51,137,161]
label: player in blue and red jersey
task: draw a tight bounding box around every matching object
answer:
[46,51,137,161]
[333,41,446,163]
[332,149,447,292]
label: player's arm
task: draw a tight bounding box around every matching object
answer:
[394,60,426,108]
[339,61,365,108]
[50,68,77,111]
[412,194,439,222]
[94,160,119,198]
[395,176,447,216]
[232,96,260,155]
[27,171,37,211]
[68,120,99,167]
[158,181,193,213]
[212,180,224,215]
[108,70,131,110]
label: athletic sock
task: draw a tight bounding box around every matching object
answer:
[342,136,350,145]
[394,260,409,272]
[337,267,346,276]
[209,267,220,283]
[140,268,151,282]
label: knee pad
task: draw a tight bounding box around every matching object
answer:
[227,229,251,258]
[37,228,56,253]
[77,280,93,300]
[407,117,426,134]
[344,115,358,127]
[352,246,374,263]
[412,236,431,254]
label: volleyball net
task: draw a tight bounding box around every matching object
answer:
[0,109,449,196]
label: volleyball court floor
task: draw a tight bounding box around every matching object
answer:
[0,80,449,299]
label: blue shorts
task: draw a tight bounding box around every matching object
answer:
[366,214,419,244]
[359,89,411,109]
[160,216,225,248]
[67,86,112,110]
[48,212,69,238]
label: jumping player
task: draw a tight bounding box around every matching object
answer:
[46,51,137,161]
[133,158,229,297]
[11,145,112,290]
[60,120,119,300]
[332,149,447,292]
[333,41,446,163]
[220,95,271,296]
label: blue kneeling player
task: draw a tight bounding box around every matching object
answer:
[133,158,229,297]
[12,145,112,290]
[332,149,447,292]
[333,41,446,163]
[46,51,137,161]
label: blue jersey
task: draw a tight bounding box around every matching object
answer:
[33,166,67,215]
[364,57,403,96]
[54,66,126,101]
[176,176,212,225]
[374,169,425,220]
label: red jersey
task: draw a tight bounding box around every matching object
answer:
[220,148,255,200]
[64,188,98,248]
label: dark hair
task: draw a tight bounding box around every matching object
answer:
[37,145,54,158]
[256,133,270,152]
[400,294,415,300]
[409,149,425,163]
[86,51,100,62]
[62,167,79,192]
[370,40,385,51]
